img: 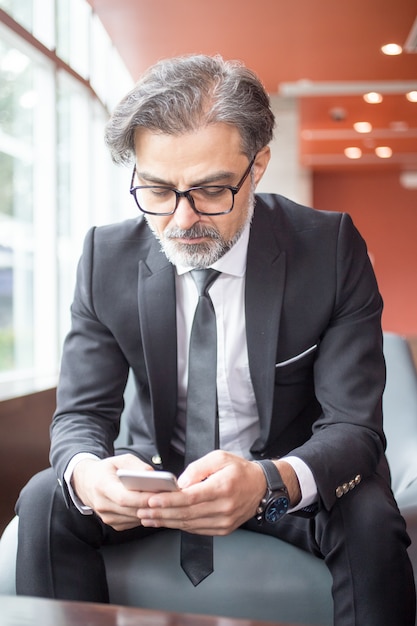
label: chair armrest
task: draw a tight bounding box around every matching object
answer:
[0,517,18,595]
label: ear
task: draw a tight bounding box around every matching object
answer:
[252,146,271,187]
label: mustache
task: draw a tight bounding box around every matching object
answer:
[165,224,221,241]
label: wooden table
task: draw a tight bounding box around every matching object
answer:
[0,595,300,626]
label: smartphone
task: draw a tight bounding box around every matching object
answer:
[117,469,179,492]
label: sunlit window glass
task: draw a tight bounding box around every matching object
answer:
[0,1,134,398]
[0,38,35,375]
[56,0,90,79]
[0,0,33,34]
[0,0,55,49]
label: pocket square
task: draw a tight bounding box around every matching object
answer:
[275,344,318,368]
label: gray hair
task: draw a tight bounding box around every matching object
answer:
[104,54,275,165]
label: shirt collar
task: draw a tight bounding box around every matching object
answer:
[175,222,250,278]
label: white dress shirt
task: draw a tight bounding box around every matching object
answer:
[66,223,317,513]
[172,223,317,513]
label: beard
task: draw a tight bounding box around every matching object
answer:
[148,187,256,269]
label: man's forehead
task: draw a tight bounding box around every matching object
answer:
[133,123,244,154]
[133,125,246,182]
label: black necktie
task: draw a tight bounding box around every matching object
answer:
[180,268,220,586]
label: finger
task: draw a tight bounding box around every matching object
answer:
[93,489,146,530]
[93,479,153,524]
[139,508,237,535]
[111,454,153,472]
[98,509,143,531]
[138,490,234,530]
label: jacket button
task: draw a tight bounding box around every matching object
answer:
[152,454,162,465]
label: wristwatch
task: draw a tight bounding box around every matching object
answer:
[254,460,290,524]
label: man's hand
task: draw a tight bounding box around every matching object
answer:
[72,454,156,531]
[137,451,301,536]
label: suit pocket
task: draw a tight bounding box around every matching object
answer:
[274,344,318,388]
[275,344,318,368]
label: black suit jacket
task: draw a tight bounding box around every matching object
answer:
[51,193,387,513]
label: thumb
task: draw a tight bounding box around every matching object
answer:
[177,453,216,488]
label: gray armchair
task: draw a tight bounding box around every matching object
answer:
[0,332,416,626]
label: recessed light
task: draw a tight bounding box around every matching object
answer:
[406,91,417,103]
[363,92,383,104]
[344,147,362,159]
[353,122,372,133]
[381,43,403,55]
[375,146,393,158]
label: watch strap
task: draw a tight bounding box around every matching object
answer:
[254,459,288,494]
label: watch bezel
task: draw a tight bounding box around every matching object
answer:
[264,493,290,524]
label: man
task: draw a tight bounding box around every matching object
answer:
[16,54,415,625]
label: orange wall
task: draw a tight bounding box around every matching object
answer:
[313,170,417,336]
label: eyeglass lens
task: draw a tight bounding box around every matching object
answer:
[135,186,234,215]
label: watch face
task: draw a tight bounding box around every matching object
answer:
[265,496,289,524]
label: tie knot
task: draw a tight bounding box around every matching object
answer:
[190,269,220,297]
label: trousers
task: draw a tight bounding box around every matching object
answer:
[15,465,416,626]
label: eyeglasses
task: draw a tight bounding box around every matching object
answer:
[129,156,255,216]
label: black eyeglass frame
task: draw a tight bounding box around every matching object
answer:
[129,155,256,216]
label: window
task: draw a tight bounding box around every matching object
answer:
[0,1,134,398]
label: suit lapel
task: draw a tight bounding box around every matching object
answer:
[245,202,286,448]
[137,242,177,464]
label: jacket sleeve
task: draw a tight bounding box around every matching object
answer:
[50,226,130,491]
[290,213,386,512]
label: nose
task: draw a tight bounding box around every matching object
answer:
[173,195,200,230]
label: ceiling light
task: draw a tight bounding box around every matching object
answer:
[344,147,362,159]
[381,43,403,55]
[353,122,372,133]
[406,91,417,102]
[363,92,383,104]
[375,146,393,159]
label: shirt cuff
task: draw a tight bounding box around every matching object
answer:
[283,455,318,513]
[64,452,100,515]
